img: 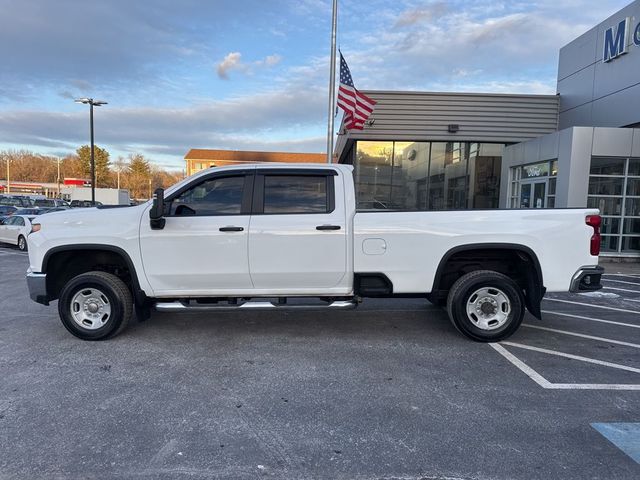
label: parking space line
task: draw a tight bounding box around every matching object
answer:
[489,343,640,390]
[603,286,640,293]
[489,344,552,388]
[604,274,640,278]
[603,279,640,286]
[544,297,640,315]
[522,324,640,349]
[546,383,640,390]
[541,310,640,329]
[501,342,640,374]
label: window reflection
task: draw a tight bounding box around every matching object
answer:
[354,141,503,211]
[171,176,244,216]
[263,176,328,214]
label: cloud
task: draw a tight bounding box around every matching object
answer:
[394,2,448,27]
[263,54,282,67]
[216,52,243,79]
[216,52,283,79]
[0,81,329,167]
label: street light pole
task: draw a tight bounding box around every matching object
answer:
[75,98,107,204]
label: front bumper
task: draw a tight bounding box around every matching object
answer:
[569,265,604,293]
[26,272,49,305]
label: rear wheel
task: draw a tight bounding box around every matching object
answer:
[17,235,27,251]
[58,271,133,340]
[446,270,525,342]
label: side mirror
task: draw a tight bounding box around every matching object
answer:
[149,188,166,230]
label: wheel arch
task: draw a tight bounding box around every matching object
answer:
[431,243,545,319]
[42,244,147,306]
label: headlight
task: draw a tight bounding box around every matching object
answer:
[30,223,41,234]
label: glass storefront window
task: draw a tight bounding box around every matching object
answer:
[601,217,621,234]
[353,141,502,211]
[354,141,394,210]
[626,178,640,196]
[590,157,625,175]
[623,218,640,234]
[600,235,619,252]
[628,158,640,176]
[469,143,502,209]
[509,160,557,209]
[587,177,623,196]
[587,196,623,215]
[588,156,640,255]
[622,236,640,252]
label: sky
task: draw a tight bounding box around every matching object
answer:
[0,0,632,170]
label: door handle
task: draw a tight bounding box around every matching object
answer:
[219,226,244,232]
[316,225,341,231]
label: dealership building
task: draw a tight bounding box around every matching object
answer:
[335,0,640,256]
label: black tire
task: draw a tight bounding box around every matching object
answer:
[446,270,525,342]
[17,235,27,251]
[58,271,133,340]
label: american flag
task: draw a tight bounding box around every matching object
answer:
[337,52,376,130]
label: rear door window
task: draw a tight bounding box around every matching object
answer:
[263,175,329,214]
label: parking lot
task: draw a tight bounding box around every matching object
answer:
[1,245,639,480]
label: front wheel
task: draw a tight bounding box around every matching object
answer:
[446,270,525,342]
[58,271,133,340]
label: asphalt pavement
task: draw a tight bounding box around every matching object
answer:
[1,247,639,480]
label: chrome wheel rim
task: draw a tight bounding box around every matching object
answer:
[465,287,511,330]
[18,237,25,250]
[70,288,111,330]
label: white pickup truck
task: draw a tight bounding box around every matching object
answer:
[26,163,603,342]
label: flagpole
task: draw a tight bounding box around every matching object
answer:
[326,0,338,164]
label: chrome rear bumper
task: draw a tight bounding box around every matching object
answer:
[569,266,604,293]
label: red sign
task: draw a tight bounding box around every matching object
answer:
[64,178,90,186]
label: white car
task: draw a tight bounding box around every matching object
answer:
[0,215,35,251]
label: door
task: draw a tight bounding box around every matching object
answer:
[520,181,546,208]
[533,182,546,208]
[248,171,348,290]
[0,216,13,242]
[3,216,23,243]
[139,171,254,295]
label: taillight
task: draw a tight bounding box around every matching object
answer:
[586,215,601,256]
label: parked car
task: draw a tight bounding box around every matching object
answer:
[0,215,35,251]
[33,198,69,208]
[26,163,603,341]
[69,200,103,208]
[13,208,43,216]
[0,205,18,216]
[38,207,70,214]
[0,195,34,208]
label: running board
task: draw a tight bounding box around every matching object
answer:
[154,299,358,312]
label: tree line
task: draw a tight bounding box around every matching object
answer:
[0,147,183,199]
